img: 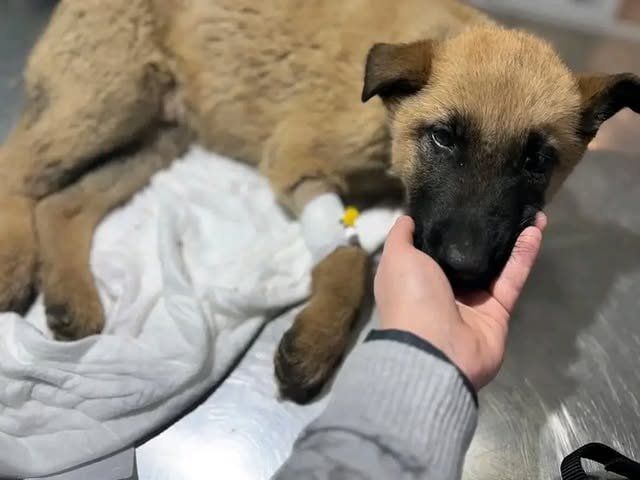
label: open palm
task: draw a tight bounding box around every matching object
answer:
[375,214,546,389]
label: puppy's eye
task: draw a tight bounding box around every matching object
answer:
[523,133,556,174]
[524,148,555,174]
[431,127,454,149]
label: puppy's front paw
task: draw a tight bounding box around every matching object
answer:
[275,329,327,404]
[275,245,369,403]
[43,272,104,341]
[274,300,355,404]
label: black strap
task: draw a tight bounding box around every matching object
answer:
[561,442,640,480]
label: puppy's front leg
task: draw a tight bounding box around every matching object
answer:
[275,244,369,403]
[261,120,373,404]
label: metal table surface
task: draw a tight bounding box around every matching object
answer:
[2,3,639,480]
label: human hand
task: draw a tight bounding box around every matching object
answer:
[374,214,546,389]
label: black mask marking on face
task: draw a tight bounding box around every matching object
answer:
[409,113,555,289]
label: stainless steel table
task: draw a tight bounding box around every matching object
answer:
[2,3,639,479]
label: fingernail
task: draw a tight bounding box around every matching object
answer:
[536,212,548,232]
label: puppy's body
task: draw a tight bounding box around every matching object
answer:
[158,0,490,195]
[0,0,637,402]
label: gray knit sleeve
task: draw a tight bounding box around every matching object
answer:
[272,329,478,480]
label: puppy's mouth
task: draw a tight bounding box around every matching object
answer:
[445,267,497,291]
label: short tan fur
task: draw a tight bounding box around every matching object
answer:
[0,0,637,402]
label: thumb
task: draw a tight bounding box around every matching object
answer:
[491,223,544,315]
[383,216,416,255]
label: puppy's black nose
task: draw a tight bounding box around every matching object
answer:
[441,242,489,279]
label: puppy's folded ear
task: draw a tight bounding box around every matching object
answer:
[361,40,435,104]
[576,72,640,139]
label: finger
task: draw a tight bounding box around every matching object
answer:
[535,211,548,232]
[490,224,544,316]
[382,215,415,255]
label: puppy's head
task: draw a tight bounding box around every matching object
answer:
[362,26,639,289]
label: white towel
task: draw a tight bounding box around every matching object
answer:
[0,146,400,478]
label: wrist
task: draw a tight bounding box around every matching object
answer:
[369,329,478,405]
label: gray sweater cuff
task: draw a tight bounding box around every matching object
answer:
[308,330,478,478]
[366,329,478,406]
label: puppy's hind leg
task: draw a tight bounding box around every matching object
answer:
[0,0,169,314]
[35,125,191,340]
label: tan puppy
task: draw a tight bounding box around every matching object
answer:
[0,0,637,403]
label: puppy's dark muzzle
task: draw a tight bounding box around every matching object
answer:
[413,219,505,290]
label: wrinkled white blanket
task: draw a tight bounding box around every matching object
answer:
[0,146,399,479]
